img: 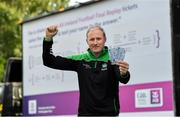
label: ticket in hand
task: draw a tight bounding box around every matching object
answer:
[108,47,125,64]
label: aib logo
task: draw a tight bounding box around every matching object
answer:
[150,89,161,104]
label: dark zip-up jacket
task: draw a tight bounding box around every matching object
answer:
[42,40,130,116]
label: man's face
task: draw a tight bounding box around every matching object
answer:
[86,28,106,56]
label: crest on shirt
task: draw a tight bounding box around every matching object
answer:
[101,63,107,71]
[82,64,91,69]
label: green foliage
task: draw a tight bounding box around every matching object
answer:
[0,3,20,58]
[0,0,70,82]
[0,56,5,82]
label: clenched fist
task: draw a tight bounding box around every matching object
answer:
[46,25,58,39]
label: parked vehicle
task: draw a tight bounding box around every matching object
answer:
[1,57,22,116]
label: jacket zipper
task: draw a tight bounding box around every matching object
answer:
[94,61,97,68]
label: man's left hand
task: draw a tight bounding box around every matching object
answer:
[116,61,129,76]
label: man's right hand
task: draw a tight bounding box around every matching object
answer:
[46,25,58,39]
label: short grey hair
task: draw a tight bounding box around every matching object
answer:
[86,26,106,40]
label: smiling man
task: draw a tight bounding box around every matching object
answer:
[42,25,130,116]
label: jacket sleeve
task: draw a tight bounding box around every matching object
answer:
[42,40,78,71]
[113,65,130,84]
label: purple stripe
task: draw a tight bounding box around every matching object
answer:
[120,81,174,112]
[23,81,173,116]
[24,91,79,116]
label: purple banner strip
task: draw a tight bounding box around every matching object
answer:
[23,81,174,116]
[120,81,174,112]
[23,91,79,116]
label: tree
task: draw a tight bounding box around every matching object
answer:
[0,0,70,81]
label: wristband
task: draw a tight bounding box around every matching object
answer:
[44,37,52,41]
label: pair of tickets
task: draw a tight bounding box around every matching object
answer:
[108,47,125,65]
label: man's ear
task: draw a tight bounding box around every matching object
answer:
[104,37,106,43]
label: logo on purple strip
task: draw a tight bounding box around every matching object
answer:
[151,89,161,104]
[135,88,163,108]
[28,100,37,114]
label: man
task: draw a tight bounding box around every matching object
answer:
[43,25,130,116]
